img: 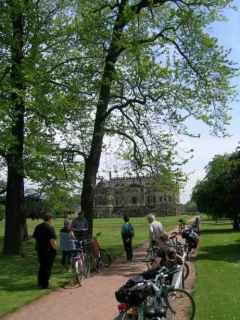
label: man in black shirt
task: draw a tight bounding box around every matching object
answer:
[33,213,57,289]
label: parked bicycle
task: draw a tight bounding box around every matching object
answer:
[167,232,190,284]
[145,240,190,287]
[181,227,199,261]
[66,239,91,287]
[116,266,196,320]
[91,232,112,272]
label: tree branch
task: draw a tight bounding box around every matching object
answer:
[104,97,146,119]
[105,128,143,166]
[60,146,87,161]
[161,34,202,78]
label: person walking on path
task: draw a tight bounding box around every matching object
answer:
[60,220,76,269]
[121,215,134,261]
[33,213,57,289]
[147,214,168,248]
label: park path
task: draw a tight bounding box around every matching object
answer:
[3,243,149,320]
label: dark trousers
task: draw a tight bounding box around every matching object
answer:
[37,250,56,289]
[123,238,133,261]
[61,251,72,266]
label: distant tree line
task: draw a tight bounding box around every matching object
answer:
[192,149,240,226]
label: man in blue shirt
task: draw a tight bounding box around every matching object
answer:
[121,215,134,261]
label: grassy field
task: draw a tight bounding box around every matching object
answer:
[0,215,186,317]
[195,219,240,320]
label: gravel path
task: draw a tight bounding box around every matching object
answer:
[3,244,149,320]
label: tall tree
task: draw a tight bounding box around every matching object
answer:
[71,0,235,234]
[3,0,26,254]
[0,0,83,254]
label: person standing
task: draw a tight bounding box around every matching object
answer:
[121,215,134,261]
[71,211,89,241]
[60,220,76,269]
[147,214,168,248]
[33,213,57,289]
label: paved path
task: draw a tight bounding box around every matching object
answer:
[3,244,148,320]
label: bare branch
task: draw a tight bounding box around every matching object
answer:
[60,146,87,161]
[161,35,202,78]
[105,128,143,166]
[138,26,178,44]
[104,97,146,119]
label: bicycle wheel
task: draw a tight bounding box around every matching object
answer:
[74,259,83,286]
[100,249,112,267]
[83,253,91,278]
[183,262,190,280]
[166,288,196,320]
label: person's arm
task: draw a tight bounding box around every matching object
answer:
[70,230,75,239]
[49,226,57,250]
[50,238,57,250]
[176,254,183,265]
[149,224,154,246]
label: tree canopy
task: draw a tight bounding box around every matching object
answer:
[192,149,240,220]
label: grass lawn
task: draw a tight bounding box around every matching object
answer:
[195,219,240,320]
[0,215,186,317]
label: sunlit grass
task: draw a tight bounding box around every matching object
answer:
[195,219,240,320]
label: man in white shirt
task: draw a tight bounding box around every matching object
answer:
[147,214,168,247]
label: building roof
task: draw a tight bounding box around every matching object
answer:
[96,176,154,189]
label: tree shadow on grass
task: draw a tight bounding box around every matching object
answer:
[0,239,67,293]
[200,228,238,235]
[197,242,240,263]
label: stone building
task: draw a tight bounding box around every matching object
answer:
[94,176,180,218]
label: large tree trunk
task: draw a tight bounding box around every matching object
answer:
[3,4,25,255]
[81,2,127,235]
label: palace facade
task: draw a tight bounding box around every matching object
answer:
[94,176,180,217]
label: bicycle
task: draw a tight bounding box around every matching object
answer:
[181,227,199,261]
[144,242,190,288]
[116,266,196,320]
[91,232,112,272]
[67,240,91,287]
[167,232,190,284]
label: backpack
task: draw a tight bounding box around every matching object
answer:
[115,276,153,306]
[122,223,134,238]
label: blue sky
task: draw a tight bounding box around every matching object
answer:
[181,1,240,203]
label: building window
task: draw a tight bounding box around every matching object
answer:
[132,196,138,204]
[147,196,150,204]
[147,195,155,204]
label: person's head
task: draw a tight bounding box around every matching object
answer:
[76,211,84,220]
[64,219,71,230]
[43,213,54,224]
[123,215,129,223]
[147,214,155,224]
